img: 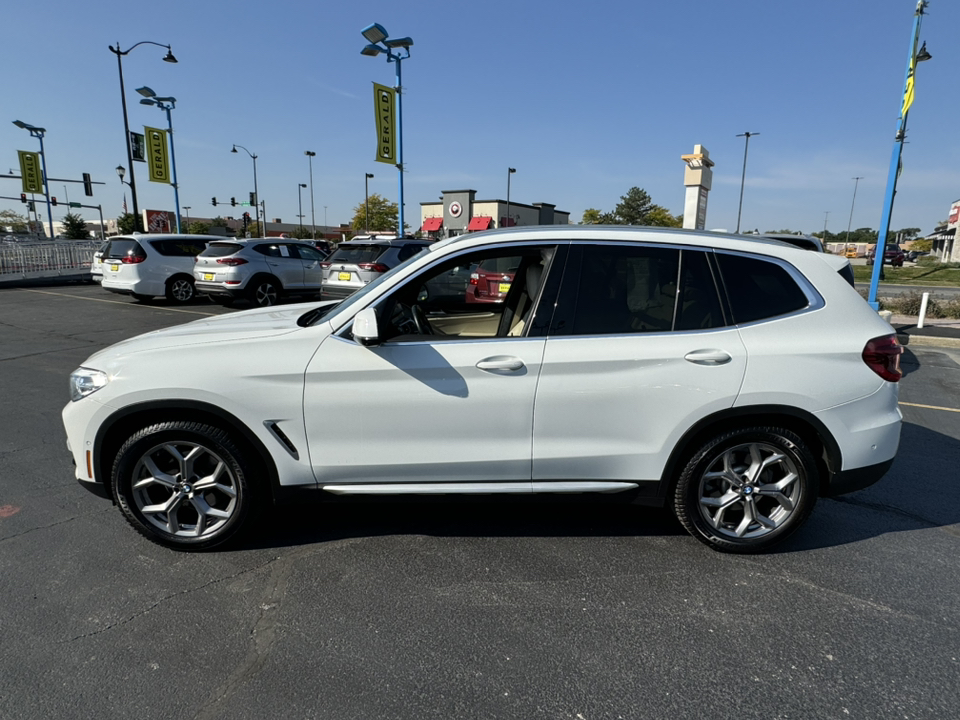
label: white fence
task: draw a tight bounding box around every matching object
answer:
[0,240,100,282]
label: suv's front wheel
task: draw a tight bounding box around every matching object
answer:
[111,421,259,550]
[673,427,818,553]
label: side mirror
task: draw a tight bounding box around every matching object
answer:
[352,307,380,346]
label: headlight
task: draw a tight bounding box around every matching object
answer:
[69,367,108,402]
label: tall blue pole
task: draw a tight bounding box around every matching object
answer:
[163,103,181,234]
[36,133,55,239]
[867,1,928,309]
[394,55,404,237]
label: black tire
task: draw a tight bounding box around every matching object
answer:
[672,426,818,553]
[111,421,260,550]
[166,275,196,304]
[247,276,280,307]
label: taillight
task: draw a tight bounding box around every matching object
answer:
[469,273,479,286]
[216,257,248,266]
[120,255,145,264]
[862,334,903,382]
[358,263,389,273]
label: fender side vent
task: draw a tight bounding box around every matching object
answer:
[265,421,299,459]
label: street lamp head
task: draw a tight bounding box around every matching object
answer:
[162,48,177,63]
[13,120,45,132]
[508,167,516,174]
[300,183,307,188]
[138,99,154,106]
[384,37,413,49]
[231,145,238,153]
[116,165,126,180]
[916,41,932,62]
[136,86,156,98]
[360,44,383,57]
[361,23,389,45]
[366,173,374,179]
[305,150,316,157]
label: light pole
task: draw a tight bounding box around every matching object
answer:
[360,23,413,237]
[823,211,830,243]
[867,1,932,309]
[845,177,863,247]
[324,206,328,230]
[231,144,259,235]
[505,167,516,228]
[12,120,55,239]
[108,41,177,232]
[183,206,191,227]
[365,173,374,232]
[735,131,759,234]
[297,183,307,234]
[137,87,181,233]
[116,165,134,230]
[304,151,317,239]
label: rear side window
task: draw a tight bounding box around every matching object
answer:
[105,240,145,260]
[397,244,426,262]
[329,244,387,264]
[200,243,242,258]
[675,251,726,331]
[150,239,207,257]
[716,253,809,324]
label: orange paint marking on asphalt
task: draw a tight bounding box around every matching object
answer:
[0,505,21,518]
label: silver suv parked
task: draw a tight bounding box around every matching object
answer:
[320,235,431,300]
[194,239,328,307]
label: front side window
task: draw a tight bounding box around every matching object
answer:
[715,253,809,324]
[253,244,281,258]
[373,245,558,342]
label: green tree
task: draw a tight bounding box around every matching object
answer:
[581,208,613,224]
[581,187,680,227]
[909,238,932,252]
[644,205,683,228]
[210,216,229,228]
[0,209,29,232]
[187,221,211,235]
[349,193,405,234]
[61,213,90,239]
[117,213,137,234]
[290,225,313,239]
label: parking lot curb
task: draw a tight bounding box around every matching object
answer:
[895,331,960,350]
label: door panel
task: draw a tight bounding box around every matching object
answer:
[303,335,545,485]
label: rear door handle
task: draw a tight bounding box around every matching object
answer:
[476,356,525,372]
[684,349,732,366]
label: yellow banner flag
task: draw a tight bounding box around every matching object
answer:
[145,126,171,184]
[18,150,43,193]
[901,59,915,116]
[373,82,396,165]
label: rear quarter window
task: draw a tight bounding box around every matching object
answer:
[716,253,810,324]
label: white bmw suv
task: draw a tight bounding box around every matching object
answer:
[63,227,902,553]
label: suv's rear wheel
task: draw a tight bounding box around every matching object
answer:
[166,275,195,304]
[248,276,280,307]
[673,427,818,553]
[111,421,258,550]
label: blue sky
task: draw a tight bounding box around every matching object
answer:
[2,0,957,236]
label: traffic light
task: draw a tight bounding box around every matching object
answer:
[51,197,57,206]
[231,197,236,207]
[249,192,255,206]
[20,193,27,203]
[242,212,250,229]
[28,201,35,212]
[212,197,218,206]
[83,173,93,197]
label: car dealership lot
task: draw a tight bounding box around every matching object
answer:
[1,282,959,719]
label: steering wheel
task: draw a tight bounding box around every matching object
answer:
[411,304,434,335]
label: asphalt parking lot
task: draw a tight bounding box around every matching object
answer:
[2,282,959,720]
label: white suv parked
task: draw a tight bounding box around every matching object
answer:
[100,234,214,303]
[63,227,902,553]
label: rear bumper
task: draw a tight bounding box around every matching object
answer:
[823,458,895,497]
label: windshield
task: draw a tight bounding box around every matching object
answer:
[311,250,427,327]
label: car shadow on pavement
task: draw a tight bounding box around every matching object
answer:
[238,419,959,555]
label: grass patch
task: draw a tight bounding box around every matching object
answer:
[852,264,960,286]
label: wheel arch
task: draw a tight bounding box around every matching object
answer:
[248,273,283,291]
[94,399,281,502]
[657,404,842,501]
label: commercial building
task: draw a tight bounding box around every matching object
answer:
[419,189,569,240]
[929,199,959,262]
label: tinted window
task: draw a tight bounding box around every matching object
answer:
[675,251,725,331]
[253,244,281,258]
[329,244,387,264]
[716,253,809,324]
[567,245,680,335]
[105,240,145,260]
[291,244,324,261]
[200,242,242,258]
[149,239,206,257]
[397,244,427,262]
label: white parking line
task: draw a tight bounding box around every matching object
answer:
[899,401,960,414]
[22,289,219,316]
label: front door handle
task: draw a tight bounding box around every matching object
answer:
[684,349,732,366]
[476,356,525,372]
